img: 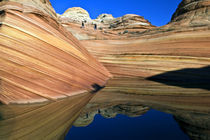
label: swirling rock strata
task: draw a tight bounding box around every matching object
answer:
[135,0,210,37]
[171,0,210,26]
[0,1,112,104]
[81,0,210,81]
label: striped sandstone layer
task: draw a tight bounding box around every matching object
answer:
[80,0,210,89]
[0,1,112,105]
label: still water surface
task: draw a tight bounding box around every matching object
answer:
[64,77,210,140]
[66,109,190,140]
[0,78,209,140]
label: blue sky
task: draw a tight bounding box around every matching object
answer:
[51,0,182,26]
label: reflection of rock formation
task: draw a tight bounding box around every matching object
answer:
[74,103,149,127]
[0,93,94,140]
[174,113,210,140]
[0,1,111,104]
[73,77,210,139]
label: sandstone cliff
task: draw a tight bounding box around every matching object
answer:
[0,1,111,104]
[1,0,57,19]
[171,0,210,26]
[134,0,210,37]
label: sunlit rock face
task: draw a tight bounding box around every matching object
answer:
[137,0,210,37]
[0,1,111,104]
[94,13,154,31]
[95,13,114,24]
[58,7,155,40]
[108,14,155,33]
[81,0,210,80]
[59,7,92,24]
[1,0,57,19]
[171,0,210,26]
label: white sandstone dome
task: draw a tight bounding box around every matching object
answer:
[61,7,92,23]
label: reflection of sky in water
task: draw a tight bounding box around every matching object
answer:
[65,109,189,140]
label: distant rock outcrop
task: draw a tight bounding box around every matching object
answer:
[58,7,155,40]
[58,7,92,24]
[135,0,210,37]
[108,14,155,34]
[171,0,210,26]
[95,13,114,24]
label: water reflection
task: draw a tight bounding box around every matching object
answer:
[0,78,210,140]
[69,78,210,140]
[0,93,93,140]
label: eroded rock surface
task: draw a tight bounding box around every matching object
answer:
[58,7,92,24]
[58,7,155,40]
[80,0,210,82]
[171,0,210,26]
[0,1,111,104]
[1,0,57,19]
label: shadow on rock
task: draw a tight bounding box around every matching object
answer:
[147,66,210,90]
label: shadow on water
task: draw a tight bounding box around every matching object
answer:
[147,66,210,90]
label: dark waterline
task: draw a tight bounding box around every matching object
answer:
[65,109,190,140]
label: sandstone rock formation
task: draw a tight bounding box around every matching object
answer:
[94,13,114,24]
[58,7,155,40]
[108,14,155,33]
[171,0,210,26]
[134,0,210,37]
[58,7,92,24]
[81,0,210,81]
[0,1,112,104]
[1,0,57,19]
